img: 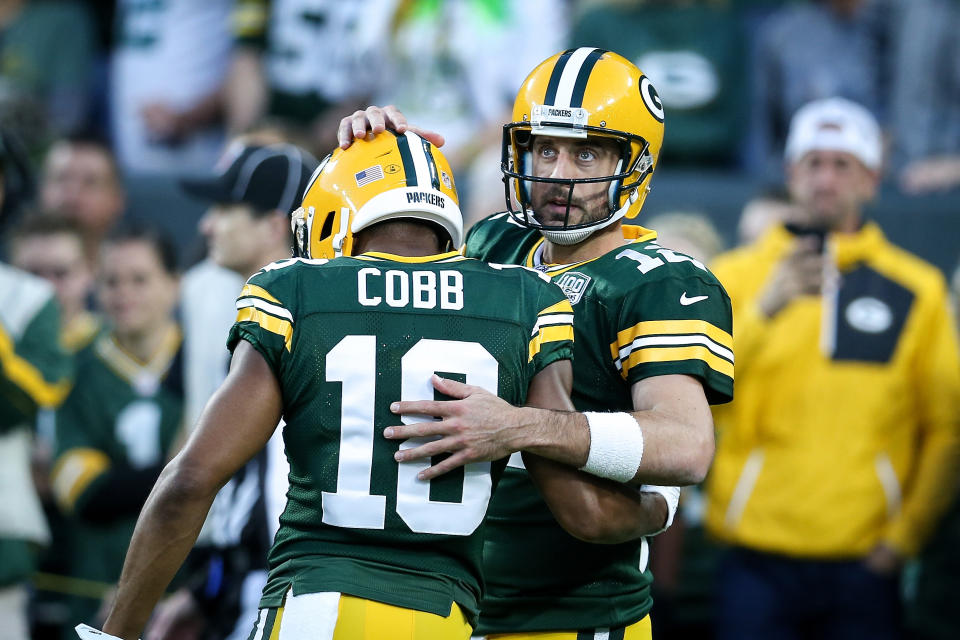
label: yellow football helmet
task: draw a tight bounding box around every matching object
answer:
[292,131,462,259]
[502,48,665,244]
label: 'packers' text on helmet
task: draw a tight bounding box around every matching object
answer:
[292,131,462,259]
[502,48,665,245]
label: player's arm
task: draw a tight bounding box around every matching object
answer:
[504,360,671,543]
[101,341,282,640]
[388,372,713,487]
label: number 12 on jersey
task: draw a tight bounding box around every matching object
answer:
[321,335,499,536]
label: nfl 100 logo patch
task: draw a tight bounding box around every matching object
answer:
[555,271,591,304]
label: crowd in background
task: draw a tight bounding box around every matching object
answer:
[1,1,959,639]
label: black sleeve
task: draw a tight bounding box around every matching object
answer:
[75,463,164,522]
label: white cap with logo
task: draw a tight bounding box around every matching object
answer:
[784,97,882,171]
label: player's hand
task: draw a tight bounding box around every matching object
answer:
[144,588,204,640]
[385,375,525,480]
[337,105,445,150]
[757,236,826,318]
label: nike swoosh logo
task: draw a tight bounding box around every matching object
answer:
[680,292,709,306]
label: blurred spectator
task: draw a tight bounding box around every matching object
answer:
[9,215,99,352]
[736,185,799,247]
[382,0,566,165]
[746,0,890,180]
[706,97,960,638]
[381,0,566,225]
[0,145,72,640]
[225,0,396,155]
[0,0,95,140]
[50,222,182,633]
[142,142,316,640]
[889,0,960,193]
[0,263,72,640]
[111,0,232,174]
[39,132,126,260]
[178,140,315,431]
[645,211,726,263]
[9,215,97,640]
[572,0,746,166]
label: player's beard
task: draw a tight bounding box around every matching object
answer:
[531,183,610,229]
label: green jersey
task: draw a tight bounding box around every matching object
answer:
[227,251,574,623]
[51,325,183,622]
[0,265,72,432]
[464,213,733,634]
[0,265,72,587]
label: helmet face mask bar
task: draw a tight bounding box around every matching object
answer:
[501,48,665,245]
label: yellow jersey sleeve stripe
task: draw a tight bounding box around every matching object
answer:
[528,324,575,362]
[612,333,734,366]
[236,306,293,351]
[50,448,111,513]
[240,283,281,305]
[539,299,574,316]
[618,345,734,380]
[0,329,71,408]
[237,297,293,322]
[613,320,732,353]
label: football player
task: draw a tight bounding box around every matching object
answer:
[338,49,734,638]
[91,131,664,640]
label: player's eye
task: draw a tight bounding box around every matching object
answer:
[577,149,597,162]
[537,145,557,159]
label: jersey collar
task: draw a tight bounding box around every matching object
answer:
[95,324,181,396]
[524,224,659,275]
[622,224,658,242]
[355,250,464,263]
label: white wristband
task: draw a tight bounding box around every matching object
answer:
[640,484,682,535]
[579,412,644,483]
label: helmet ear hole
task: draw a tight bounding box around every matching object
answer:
[318,211,336,241]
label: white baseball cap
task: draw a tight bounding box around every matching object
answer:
[784,97,882,171]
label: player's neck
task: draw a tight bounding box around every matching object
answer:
[357,238,445,257]
[353,222,445,258]
[541,223,626,265]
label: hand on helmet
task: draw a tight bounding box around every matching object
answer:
[337,105,444,150]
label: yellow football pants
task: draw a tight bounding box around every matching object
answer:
[251,591,472,640]
[481,614,652,640]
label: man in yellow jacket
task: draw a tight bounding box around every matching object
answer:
[706,97,960,639]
